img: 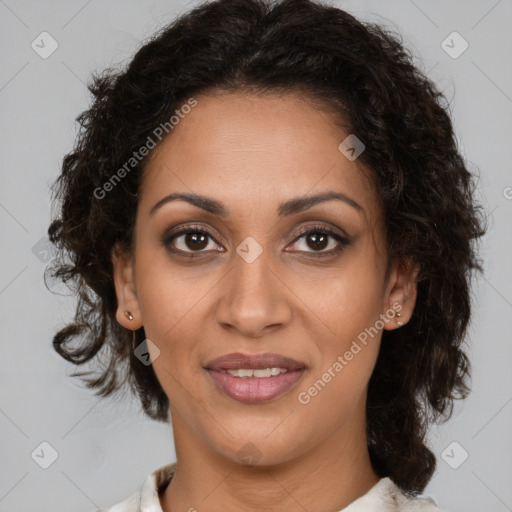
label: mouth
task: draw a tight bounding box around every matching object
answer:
[204,352,307,404]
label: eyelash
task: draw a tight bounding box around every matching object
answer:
[162,223,351,259]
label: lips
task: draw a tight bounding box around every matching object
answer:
[204,352,307,404]
[204,352,306,372]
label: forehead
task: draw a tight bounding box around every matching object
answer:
[140,91,380,222]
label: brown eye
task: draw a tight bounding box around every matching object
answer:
[182,232,209,251]
[162,224,350,259]
[163,226,223,255]
[304,232,329,251]
[288,226,351,257]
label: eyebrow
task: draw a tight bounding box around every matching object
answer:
[149,190,363,218]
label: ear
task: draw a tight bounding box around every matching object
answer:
[382,256,419,331]
[111,243,143,330]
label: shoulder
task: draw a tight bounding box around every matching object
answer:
[387,478,447,512]
[99,461,177,512]
[397,496,446,511]
[342,477,446,511]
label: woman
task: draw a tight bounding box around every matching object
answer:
[48,0,486,510]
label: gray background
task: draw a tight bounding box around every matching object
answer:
[0,0,511,511]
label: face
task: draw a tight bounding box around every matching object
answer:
[113,91,417,466]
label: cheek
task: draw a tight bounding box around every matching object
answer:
[133,252,215,390]
[290,253,385,407]
[295,297,382,430]
[292,252,386,344]
[134,247,201,336]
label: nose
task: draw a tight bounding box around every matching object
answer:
[215,248,293,338]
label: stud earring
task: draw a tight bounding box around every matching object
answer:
[125,311,134,321]
[396,310,403,326]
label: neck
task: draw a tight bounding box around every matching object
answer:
[160,406,380,512]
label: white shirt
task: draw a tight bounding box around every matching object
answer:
[101,462,445,511]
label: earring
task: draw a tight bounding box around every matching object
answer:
[125,311,134,321]
[396,310,403,326]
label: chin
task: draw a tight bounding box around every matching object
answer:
[207,427,308,468]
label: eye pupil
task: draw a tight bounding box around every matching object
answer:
[186,232,208,250]
[307,233,328,251]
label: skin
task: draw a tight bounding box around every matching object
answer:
[112,91,418,512]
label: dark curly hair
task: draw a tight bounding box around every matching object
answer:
[47,0,486,496]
